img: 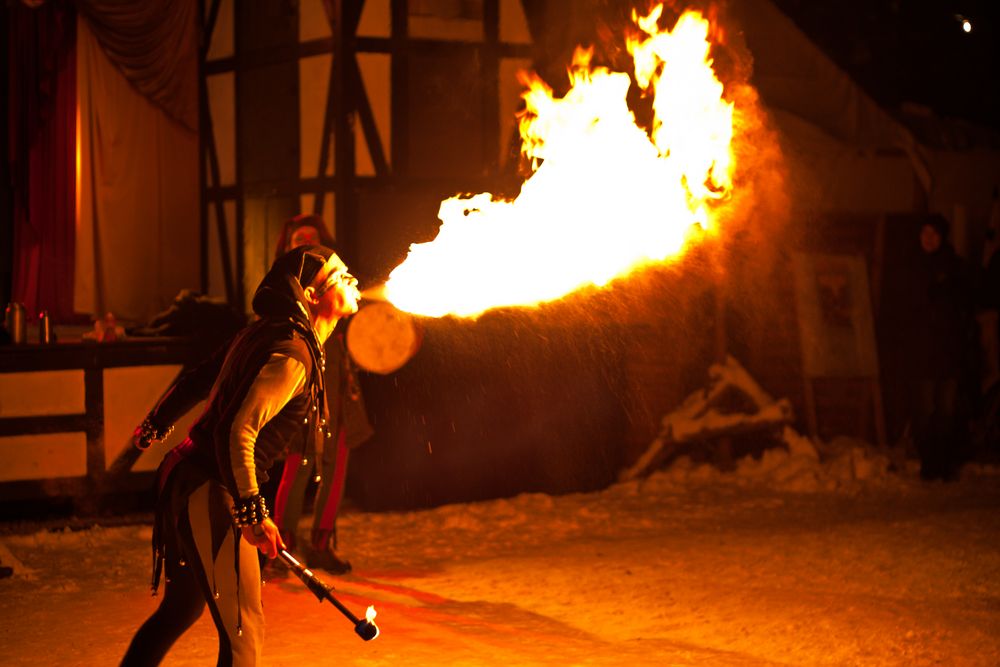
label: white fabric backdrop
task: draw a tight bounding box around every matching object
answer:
[75,16,199,323]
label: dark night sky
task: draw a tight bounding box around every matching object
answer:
[772,0,1000,132]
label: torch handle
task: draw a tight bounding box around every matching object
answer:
[277,549,361,624]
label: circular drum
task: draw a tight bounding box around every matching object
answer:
[346,301,422,374]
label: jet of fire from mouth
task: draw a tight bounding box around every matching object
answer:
[383,5,734,318]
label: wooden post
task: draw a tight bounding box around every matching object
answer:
[872,377,887,447]
[803,377,819,440]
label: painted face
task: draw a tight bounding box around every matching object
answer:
[920,224,942,254]
[289,225,321,250]
[313,255,360,316]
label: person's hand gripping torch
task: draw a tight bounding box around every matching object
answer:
[278,549,380,641]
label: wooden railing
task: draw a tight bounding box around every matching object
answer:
[0,337,196,512]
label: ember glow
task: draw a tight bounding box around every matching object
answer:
[384,6,735,318]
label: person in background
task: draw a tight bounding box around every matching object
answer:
[973,188,1000,458]
[908,214,978,481]
[265,214,374,576]
[273,212,336,256]
[978,187,1000,388]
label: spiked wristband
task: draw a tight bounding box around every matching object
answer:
[232,494,269,526]
[135,418,174,450]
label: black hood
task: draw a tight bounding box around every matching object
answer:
[252,245,334,324]
[250,245,335,440]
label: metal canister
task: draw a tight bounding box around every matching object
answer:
[5,302,27,344]
[38,310,52,344]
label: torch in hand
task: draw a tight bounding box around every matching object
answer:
[278,549,380,641]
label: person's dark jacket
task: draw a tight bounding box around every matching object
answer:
[910,241,976,380]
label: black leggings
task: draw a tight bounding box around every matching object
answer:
[120,546,211,665]
[121,481,262,666]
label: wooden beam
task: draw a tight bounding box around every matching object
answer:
[482,0,500,172]
[199,72,236,303]
[332,0,359,259]
[390,0,409,176]
[0,415,89,437]
[352,59,389,177]
[203,36,532,75]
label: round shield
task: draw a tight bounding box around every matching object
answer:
[346,301,422,374]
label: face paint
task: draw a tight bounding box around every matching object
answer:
[315,269,357,298]
[312,255,360,315]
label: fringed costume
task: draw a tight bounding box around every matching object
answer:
[122,246,334,666]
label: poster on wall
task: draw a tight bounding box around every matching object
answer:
[792,252,879,380]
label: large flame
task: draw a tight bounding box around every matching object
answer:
[384,6,734,318]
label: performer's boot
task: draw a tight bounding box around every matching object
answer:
[306,528,352,574]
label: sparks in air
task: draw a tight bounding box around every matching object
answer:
[384,6,736,318]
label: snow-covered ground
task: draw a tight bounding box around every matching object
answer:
[2,439,999,666]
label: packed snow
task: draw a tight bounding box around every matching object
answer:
[2,431,999,666]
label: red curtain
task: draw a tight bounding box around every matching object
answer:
[8,0,77,323]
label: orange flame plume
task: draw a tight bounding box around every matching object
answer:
[384,5,735,318]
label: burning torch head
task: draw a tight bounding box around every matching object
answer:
[355,605,380,641]
[354,619,379,641]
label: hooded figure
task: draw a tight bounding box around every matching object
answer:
[122,245,360,666]
[129,226,373,579]
[909,217,977,481]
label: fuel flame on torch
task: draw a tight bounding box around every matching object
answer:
[383,6,734,318]
[364,605,380,639]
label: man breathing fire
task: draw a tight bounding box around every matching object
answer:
[121,246,360,665]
